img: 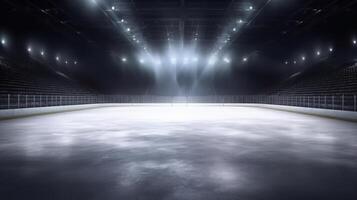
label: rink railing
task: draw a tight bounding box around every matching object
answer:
[0,94,356,112]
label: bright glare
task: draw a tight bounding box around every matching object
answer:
[122,57,127,62]
[1,39,5,45]
[223,57,230,63]
[243,57,248,62]
[353,40,357,45]
[316,51,320,56]
[27,47,32,52]
[56,56,60,61]
[208,55,217,66]
[126,28,131,32]
[111,6,115,10]
[301,56,306,61]
[329,47,333,52]
[41,51,45,56]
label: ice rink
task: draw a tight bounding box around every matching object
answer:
[1,105,357,200]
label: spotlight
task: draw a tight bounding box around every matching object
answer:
[353,40,357,45]
[170,57,177,65]
[120,19,125,23]
[233,28,237,32]
[301,56,306,61]
[41,51,45,56]
[27,47,32,53]
[74,61,78,65]
[242,57,248,62]
[316,51,320,56]
[183,57,189,65]
[223,57,231,63]
[126,28,131,32]
[65,60,68,64]
[329,47,333,52]
[248,6,253,11]
[121,57,127,62]
[285,61,289,65]
[1,38,5,45]
[208,55,217,65]
[237,19,243,24]
[293,60,297,64]
[56,56,60,61]
[111,6,115,10]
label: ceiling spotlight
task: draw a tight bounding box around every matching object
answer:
[170,57,177,65]
[238,19,243,24]
[248,6,253,11]
[353,40,357,45]
[316,51,320,56]
[120,19,125,23]
[56,56,60,61]
[242,57,248,62]
[65,61,68,64]
[74,61,78,65]
[223,57,231,63]
[329,47,333,52]
[27,47,32,52]
[1,38,5,45]
[121,57,127,62]
[233,28,237,32]
[208,55,217,66]
[41,51,45,56]
[301,56,306,61]
[183,57,189,65]
[293,60,297,64]
[285,61,289,65]
[111,6,115,10]
[126,28,131,32]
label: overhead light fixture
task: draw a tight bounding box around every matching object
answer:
[223,57,231,63]
[353,40,357,45]
[242,57,248,62]
[126,28,131,32]
[65,60,68,64]
[316,51,320,56]
[285,61,289,65]
[41,51,45,56]
[248,6,253,11]
[301,56,306,61]
[74,61,78,65]
[121,57,127,62]
[111,6,115,10]
[233,28,237,32]
[27,47,32,52]
[1,38,5,45]
[329,47,333,52]
[56,56,60,61]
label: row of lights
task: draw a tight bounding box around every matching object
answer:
[213,4,255,56]
[120,54,249,66]
[284,39,357,65]
[1,35,78,66]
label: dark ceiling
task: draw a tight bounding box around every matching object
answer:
[1,0,357,94]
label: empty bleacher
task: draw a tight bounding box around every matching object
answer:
[0,56,92,95]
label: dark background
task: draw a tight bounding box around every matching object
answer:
[1,0,357,95]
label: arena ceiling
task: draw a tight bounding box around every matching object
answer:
[1,0,357,94]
